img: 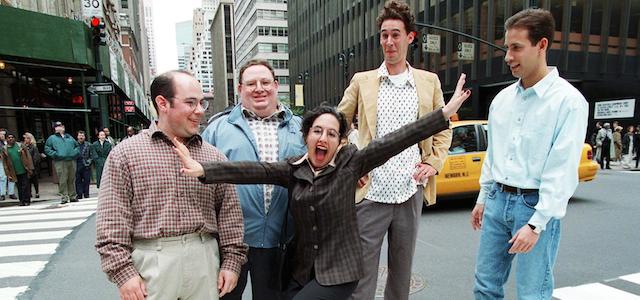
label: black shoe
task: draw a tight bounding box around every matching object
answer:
[0,195,4,201]
[9,194,17,199]
[35,194,39,198]
[70,199,79,203]
[19,203,26,206]
[26,202,31,206]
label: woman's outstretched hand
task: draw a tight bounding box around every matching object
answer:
[172,137,205,178]
[442,73,472,119]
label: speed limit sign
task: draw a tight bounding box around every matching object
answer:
[82,0,104,19]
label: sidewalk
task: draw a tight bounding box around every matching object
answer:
[602,160,640,171]
[0,175,99,208]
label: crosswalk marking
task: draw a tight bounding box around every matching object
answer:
[0,219,86,232]
[0,198,98,299]
[0,261,47,278]
[0,211,95,223]
[0,244,58,258]
[621,273,640,285]
[554,283,640,300]
[0,286,27,299]
[0,230,72,243]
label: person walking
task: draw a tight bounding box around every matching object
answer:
[613,125,623,163]
[2,133,34,206]
[591,122,602,162]
[596,123,613,169]
[23,132,41,198]
[174,75,470,300]
[201,59,306,300]
[337,1,452,298]
[95,70,247,300]
[91,130,112,189]
[470,8,589,300]
[75,131,92,199]
[622,126,635,169]
[45,121,79,204]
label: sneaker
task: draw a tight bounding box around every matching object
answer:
[9,194,17,199]
[61,199,68,204]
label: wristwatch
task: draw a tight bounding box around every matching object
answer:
[527,224,542,234]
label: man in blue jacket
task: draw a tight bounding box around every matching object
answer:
[202,59,305,300]
[45,121,79,204]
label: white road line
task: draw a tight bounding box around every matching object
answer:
[0,219,86,232]
[0,211,95,223]
[0,261,47,278]
[553,283,640,300]
[0,230,72,243]
[0,243,58,258]
[621,273,640,285]
[0,286,28,299]
[0,204,97,217]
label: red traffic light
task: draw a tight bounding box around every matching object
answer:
[90,17,100,28]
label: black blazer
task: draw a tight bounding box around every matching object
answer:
[201,109,449,286]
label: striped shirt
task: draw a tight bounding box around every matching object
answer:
[95,122,247,287]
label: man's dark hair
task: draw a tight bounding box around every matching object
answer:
[238,59,276,84]
[150,70,194,112]
[301,106,348,141]
[376,0,417,34]
[505,8,555,48]
[6,132,15,138]
[77,130,86,135]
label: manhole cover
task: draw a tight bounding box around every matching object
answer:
[375,266,426,298]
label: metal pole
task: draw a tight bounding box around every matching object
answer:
[81,71,91,140]
[94,43,109,130]
[415,22,507,53]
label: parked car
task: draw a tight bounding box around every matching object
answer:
[436,120,599,198]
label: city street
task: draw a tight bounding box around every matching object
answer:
[0,169,637,299]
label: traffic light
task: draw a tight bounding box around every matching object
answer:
[90,16,107,46]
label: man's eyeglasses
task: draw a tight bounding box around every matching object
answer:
[171,97,209,112]
[242,79,275,91]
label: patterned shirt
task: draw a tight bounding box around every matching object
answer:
[365,63,421,204]
[95,122,247,287]
[242,106,284,214]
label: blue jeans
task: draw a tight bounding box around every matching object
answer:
[0,163,15,196]
[474,184,561,300]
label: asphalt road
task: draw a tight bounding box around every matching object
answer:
[17,169,640,299]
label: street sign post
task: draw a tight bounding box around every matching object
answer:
[86,83,115,94]
[82,0,104,19]
[457,42,474,60]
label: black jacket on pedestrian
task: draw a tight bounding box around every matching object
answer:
[200,109,449,287]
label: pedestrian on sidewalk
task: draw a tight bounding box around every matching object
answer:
[613,125,623,163]
[596,123,613,169]
[622,126,635,169]
[2,133,34,206]
[201,59,306,300]
[75,131,92,199]
[173,76,470,300]
[336,1,453,298]
[102,127,116,146]
[95,70,247,300]
[470,8,588,300]
[91,130,112,189]
[45,121,80,204]
[0,128,17,201]
[635,125,640,168]
[23,132,42,198]
[590,122,602,162]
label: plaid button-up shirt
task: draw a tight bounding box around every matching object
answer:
[242,106,285,214]
[95,122,247,287]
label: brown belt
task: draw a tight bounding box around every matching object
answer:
[497,183,538,195]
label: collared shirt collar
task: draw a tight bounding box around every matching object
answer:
[516,67,559,99]
[377,61,415,87]
[241,105,286,122]
[147,121,202,147]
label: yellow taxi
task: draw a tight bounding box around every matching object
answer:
[436,120,599,197]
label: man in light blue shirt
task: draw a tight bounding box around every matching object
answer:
[470,9,588,300]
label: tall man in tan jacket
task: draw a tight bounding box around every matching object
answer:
[337,1,452,299]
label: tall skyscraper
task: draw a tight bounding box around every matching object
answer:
[175,20,193,71]
[210,0,235,114]
[234,0,290,105]
[143,1,157,77]
[186,0,215,94]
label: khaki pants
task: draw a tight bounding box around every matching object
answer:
[54,160,76,201]
[132,233,220,300]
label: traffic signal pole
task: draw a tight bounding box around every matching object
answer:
[90,17,109,131]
